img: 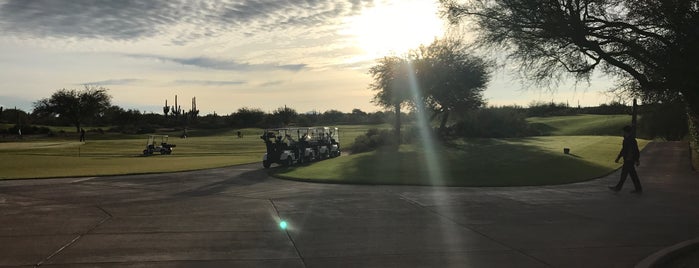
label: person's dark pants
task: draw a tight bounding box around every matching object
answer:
[614,160,642,191]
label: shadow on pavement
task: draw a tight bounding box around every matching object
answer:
[175,168,267,197]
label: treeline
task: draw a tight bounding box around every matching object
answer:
[0,105,393,136]
[506,101,631,117]
[0,100,687,141]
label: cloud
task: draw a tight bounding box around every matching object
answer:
[80,79,144,86]
[259,80,285,87]
[128,54,306,71]
[174,80,246,86]
[0,0,377,43]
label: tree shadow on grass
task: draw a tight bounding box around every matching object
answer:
[336,141,613,187]
[529,122,557,135]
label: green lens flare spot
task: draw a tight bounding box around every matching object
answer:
[279,221,288,230]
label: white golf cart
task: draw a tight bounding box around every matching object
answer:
[261,127,340,168]
[143,135,176,155]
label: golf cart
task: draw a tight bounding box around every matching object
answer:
[261,127,340,168]
[261,128,300,168]
[143,135,176,155]
[320,127,341,158]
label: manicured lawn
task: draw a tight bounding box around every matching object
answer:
[0,133,265,179]
[275,136,649,186]
[0,125,384,179]
[1,117,647,185]
[528,114,632,136]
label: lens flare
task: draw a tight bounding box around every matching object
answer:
[404,61,445,185]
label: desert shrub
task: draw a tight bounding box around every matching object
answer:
[350,128,396,153]
[453,107,537,138]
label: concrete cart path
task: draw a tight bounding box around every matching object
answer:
[1,141,697,267]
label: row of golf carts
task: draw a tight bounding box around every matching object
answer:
[140,128,342,169]
[261,127,341,168]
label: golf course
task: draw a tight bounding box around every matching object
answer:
[0,114,646,186]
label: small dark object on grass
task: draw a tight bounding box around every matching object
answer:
[564,148,570,154]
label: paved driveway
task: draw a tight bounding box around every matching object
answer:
[1,142,698,267]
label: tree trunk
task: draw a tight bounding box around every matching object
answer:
[394,103,401,144]
[631,99,637,138]
[439,110,450,135]
[682,90,699,170]
[75,122,81,133]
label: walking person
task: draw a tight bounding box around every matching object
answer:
[79,128,86,142]
[609,126,642,193]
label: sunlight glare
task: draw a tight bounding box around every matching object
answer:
[341,0,445,60]
[279,220,288,230]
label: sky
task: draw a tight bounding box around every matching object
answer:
[0,0,621,115]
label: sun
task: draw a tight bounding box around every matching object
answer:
[341,0,445,60]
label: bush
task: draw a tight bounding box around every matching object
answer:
[6,124,51,135]
[526,101,578,117]
[350,128,396,153]
[453,107,537,138]
[638,101,688,140]
[582,101,631,115]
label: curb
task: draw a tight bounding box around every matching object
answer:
[636,237,699,268]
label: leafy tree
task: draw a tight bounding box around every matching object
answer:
[0,108,28,125]
[441,0,699,143]
[270,106,298,127]
[230,107,265,128]
[101,106,142,126]
[322,109,345,124]
[349,108,368,124]
[639,100,688,141]
[413,39,490,132]
[369,56,413,140]
[33,86,111,132]
[369,39,490,137]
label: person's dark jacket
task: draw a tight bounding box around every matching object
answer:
[618,136,640,162]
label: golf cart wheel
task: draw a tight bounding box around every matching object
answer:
[143,150,150,156]
[263,160,271,168]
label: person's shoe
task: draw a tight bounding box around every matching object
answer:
[630,189,643,194]
[608,186,620,192]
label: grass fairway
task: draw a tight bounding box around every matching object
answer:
[0,133,265,179]
[275,136,649,187]
[528,114,631,136]
[335,124,391,148]
[0,125,387,179]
